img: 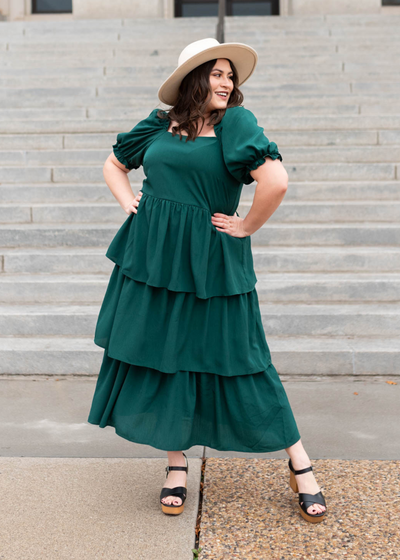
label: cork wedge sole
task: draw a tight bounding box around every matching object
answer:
[288,459,327,523]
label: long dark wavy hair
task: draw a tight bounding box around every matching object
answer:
[157,58,244,142]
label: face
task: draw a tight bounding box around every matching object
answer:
[205,59,234,114]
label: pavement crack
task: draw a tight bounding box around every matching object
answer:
[193,456,206,557]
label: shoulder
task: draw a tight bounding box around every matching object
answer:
[133,108,169,132]
[113,108,169,170]
[219,106,258,132]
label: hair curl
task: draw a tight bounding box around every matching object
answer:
[157,58,244,142]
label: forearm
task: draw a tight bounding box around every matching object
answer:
[103,159,137,212]
[242,180,287,236]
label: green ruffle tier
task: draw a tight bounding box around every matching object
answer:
[88,351,301,453]
[89,193,301,452]
[106,192,257,300]
[94,263,271,377]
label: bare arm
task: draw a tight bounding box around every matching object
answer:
[103,153,142,214]
[211,157,288,237]
[242,157,288,236]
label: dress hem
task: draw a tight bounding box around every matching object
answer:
[93,339,272,377]
[87,418,301,454]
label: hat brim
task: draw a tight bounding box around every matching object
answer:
[158,42,258,106]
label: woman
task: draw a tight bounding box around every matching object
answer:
[88,38,327,523]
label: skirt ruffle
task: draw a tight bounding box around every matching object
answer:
[94,263,272,377]
[106,192,257,299]
[88,350,301,453]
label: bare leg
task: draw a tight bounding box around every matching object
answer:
[285,439,326,515]
[160,451,187,506]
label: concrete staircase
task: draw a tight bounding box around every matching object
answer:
[0,15,399,377]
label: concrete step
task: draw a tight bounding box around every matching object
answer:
[256,273,400,303]
[1,248,113,274]
[2,246,399,274]
[4,75,400,89]
[2,116,400,134]
[0,103,360,118]
[245,181,400,202]
[1,93,399,110]
[259,303,400,337]
[0,109,87,122]
[2,147,399,167]
[1,181,399,204]
[0,129,385,150]
[265,337,400,376]
[0,224,117,247]
[0,335,398,376]
[0,163,397,184]
[252,246,400,273]
[251,223,400,246]
[1,100,400,118]
[1,223,399,248]
[0,337,101,375]
[281,146,400,163]
[0,184,113,204]
[0,272,399,304]
[0,303,398,337]
[0,134,64,150]
[0,274,108,303]
[1,201,399,225]
[4,51,400,69]
[245,201,400,223]
[0,304,99,336]
[0,150,109,166]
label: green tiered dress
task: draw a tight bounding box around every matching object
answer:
[87,105,300,453]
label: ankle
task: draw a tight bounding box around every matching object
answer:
[290,455,312,472]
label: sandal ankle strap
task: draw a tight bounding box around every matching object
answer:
[165,465,188,473]
[165,452,189,476]
[288,458,313,476]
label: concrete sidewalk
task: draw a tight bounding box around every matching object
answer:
[0,377,399,459]
[0,377,399,559]
[0,456,202,560]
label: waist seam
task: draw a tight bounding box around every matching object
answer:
[142,191,210,213]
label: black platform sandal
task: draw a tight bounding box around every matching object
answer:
[288,459,327,523]
[160,452,189,516]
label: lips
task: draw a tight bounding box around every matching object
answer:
[215,92,229,98]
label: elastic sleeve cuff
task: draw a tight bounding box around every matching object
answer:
[113,141,134,170]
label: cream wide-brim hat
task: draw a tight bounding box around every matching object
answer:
[157,38,258,106]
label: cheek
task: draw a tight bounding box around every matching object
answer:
[209,77,218,90]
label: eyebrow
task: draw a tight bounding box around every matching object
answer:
[213,68,233,75]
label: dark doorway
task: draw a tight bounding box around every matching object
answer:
[32,0,73,13]
[175,0,279,17]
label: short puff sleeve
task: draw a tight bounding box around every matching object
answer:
[220,106,282,185]
[113,108,167,170]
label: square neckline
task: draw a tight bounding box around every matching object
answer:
[166,131,217,139]
[159,109,222,139]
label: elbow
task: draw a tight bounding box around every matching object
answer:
[277,168,289,195]
[279,178,288,195]
[103,156,112,177]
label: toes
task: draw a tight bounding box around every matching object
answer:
[162,496,182,506]
[307,504,325,515]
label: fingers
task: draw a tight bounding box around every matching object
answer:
[126,191,143,214]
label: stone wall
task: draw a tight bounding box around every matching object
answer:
[282,0,381,15]
[1,0,390,20]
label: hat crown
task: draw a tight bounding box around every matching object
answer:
[178,38,221,67]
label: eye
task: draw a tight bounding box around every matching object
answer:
[214,73,233,79]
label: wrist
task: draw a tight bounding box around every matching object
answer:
[242,219,254,237]
[123,198,136,213]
